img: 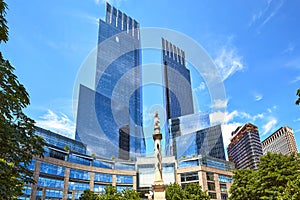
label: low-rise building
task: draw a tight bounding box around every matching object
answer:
[19,127,233,200]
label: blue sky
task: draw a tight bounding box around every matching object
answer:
[2,0,300,154]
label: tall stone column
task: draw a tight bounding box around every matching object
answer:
[152,112,166,200]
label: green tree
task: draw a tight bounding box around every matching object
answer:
[296,88,300,105]
[0,0,45,198]
[79,189,100,200]
[121,188,141,200]
[98,185,121,200]
[229,153,300,200]
[184,183,210,200]
[81,186,141,200]
[229,169,259,200]
[166,183,209,200]
[166,183,185,200]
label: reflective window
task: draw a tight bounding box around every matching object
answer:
[22,185,31,196]
[94,184,106,193]
[34,128,86,154]
[94,173,112,183]
[116,175,133,184]
[178,160,198,168]
[27,160,35,171]
[44,147,66,160]
[93,160,113,169]
[116,185,132,192]
[180,172,198,182]
[38,177,64,189]
[45,189,63,198]
[68,181,90,191]
[221,193,228,199]
[40,162,65,176]
[115,163,135,170]
[218,174,233,183]
[209,192,217,199]
[220,183,227,193]
[70,169,90,180]
[206,172,214,181]
[68,154,91,166]
[207,182,215,191]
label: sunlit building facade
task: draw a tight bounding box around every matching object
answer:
[75,3,145,160]
[162,38,194,120]
[20,128,233,200]
[227,123,263,170]
[262,126,298,155]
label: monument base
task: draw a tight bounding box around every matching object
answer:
[152,184,166,200]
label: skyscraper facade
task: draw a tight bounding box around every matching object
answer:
[168,112,212,157]
[162,38,194,120]
[227,123,263,170]
[175,124,226,160]
[76,3,145,160]
[261,126,298,155]
[162,39,196,156]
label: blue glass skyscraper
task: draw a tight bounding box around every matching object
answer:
[162,38,194,120]
[162,39,196,156]
[76,3,145,160]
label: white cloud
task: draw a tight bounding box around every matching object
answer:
[221,123,241,147]
[214,47,244,81]
[36,110,75,139]
[293,118,300,122]
[290,76,300,83]
[193,82,206,92]
[211,99,228,109]
[262,119,277,135]
[210,110,264,125]
[249,0,286,32]
[254,94,263,101]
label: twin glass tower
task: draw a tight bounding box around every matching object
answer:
[75,3,197,160]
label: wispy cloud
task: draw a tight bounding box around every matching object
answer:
[193,82,206,92]
[249,0,286,32]
[214,47,244,81]
[262,119,277,135]
[211,99,228,109]
[286,57,300,69]
[221,122,241,147]
[254,94,263,101]
[36,110,75,139]
[293,118,300,122]
[290,76,300,83]
[283,43,295,54]
[210,110,264,125]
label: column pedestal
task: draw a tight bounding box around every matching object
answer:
[152,184,166,200]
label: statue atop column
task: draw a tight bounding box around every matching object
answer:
[152,112,166,200]
[154,112,160,134]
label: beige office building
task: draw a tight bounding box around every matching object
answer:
[261,126,298,155]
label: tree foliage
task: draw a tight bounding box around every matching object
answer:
[166,182,209,200]
[80,186,141,200]
[229,152,300,200]
[79,190,100,200]
[296,88,300,105]
[0,0,45,198]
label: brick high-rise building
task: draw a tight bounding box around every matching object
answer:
[227,123,263,170]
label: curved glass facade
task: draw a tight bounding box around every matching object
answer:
[75,2,145,160]
[70,169,90,180]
